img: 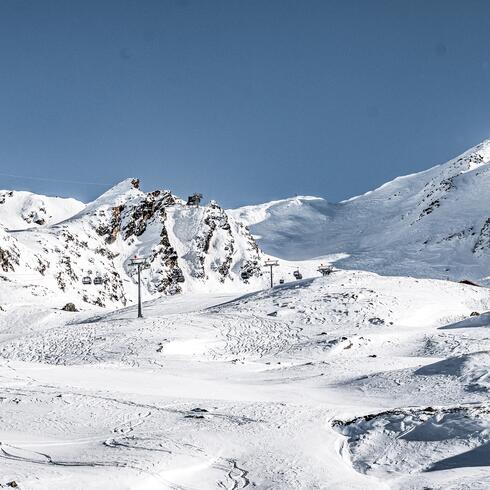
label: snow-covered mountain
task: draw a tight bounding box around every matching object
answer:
[230,138,490,282]
[0,190,84,230]
[3,141,490,489]
[4,137,490,311]
[0,178,263,309]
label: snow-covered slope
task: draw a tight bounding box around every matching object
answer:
[0,179,264,309]
[0,190,84,229]
[1,270,490,489]
[230,139,490,282]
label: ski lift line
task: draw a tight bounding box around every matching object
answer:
[0,172,112,187]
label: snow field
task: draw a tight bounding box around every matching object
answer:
[0,269,489,487]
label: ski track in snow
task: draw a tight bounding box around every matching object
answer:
[0,269,490,488]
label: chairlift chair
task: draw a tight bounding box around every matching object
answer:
[293,270,303,280]
[82,276,92,285]
[318,264,333,276]
[279,279,285,284]
[93,276,103,285]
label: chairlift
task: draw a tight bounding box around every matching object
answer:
[293,269,303,280]
[93,276,103,285]
[279,279,284,284]
[82,276,92,285]
[317,264,333,276]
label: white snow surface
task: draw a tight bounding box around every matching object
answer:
[0,190,84,230]
[2,139,490,488]
[1,270,490,488]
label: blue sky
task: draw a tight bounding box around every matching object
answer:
[0,0,489,206]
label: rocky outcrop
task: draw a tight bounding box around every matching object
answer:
[473,218,490,256]
[0,180,264,307]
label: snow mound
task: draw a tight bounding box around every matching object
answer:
[334,404,490,478]
[415,351,490,392]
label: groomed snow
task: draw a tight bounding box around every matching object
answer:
[1,269,490,488]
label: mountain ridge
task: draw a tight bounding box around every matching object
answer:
[0,178,264,309]
[230,138,490,282]
[2,137,490,308]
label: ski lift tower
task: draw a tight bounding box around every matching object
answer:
[264,259,279,288]
[128,256,150,318]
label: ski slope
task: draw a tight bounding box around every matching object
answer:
[1,270,490,489]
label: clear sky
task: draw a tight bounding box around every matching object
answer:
[0,0,489,207]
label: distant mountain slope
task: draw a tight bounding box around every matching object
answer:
[229,196,334,260]
[0,190,84,230]
[0,179,263,309]
[230,139,490,282]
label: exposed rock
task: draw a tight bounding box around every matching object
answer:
[459,279,480,287]
[61,303,78,312]
[0,179,263,306]
[473,218,490,255]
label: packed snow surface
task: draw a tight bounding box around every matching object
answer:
[1,269,490,488]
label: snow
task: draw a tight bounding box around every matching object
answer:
[230,138,490,283]
[2,139,490,487]
[0,190,84,230]
[1,268,490,488]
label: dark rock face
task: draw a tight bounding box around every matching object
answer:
[473,218,490,255]
[0,235,20,272]
[0,247,16,272]
[195,202,235,281]
[61,302,78,312]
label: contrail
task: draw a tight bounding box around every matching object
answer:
[0,172,112,187]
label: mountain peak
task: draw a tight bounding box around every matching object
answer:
[83,178,145,214]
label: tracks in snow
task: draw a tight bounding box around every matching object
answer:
[211,313,301,360]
